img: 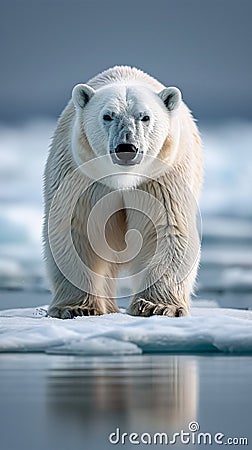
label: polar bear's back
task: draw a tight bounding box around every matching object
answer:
[87,66,164,92]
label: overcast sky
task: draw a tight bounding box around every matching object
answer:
[0,0,252,121]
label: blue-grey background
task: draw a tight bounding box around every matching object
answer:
[0,0,252,122]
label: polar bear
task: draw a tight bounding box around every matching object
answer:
[43,66,202,319]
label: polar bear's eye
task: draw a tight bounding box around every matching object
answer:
[141,115,150,122]
[103,114,113,121]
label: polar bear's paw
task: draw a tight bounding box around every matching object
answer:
[128,298,188,318]
[48,295,120,319]
[48,305,105,319]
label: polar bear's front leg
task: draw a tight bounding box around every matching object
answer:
[45,244,120,319]
[124,178,200,318]
[126,230,199,318]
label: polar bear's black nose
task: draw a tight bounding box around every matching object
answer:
[115,144,138,162]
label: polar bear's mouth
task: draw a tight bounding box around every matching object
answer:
[110,144,143,166]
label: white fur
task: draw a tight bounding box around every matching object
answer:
[71,82,181,189]
[43,66,202,319]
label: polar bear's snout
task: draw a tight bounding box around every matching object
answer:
[110,143,143,165]
[115,143,137,160]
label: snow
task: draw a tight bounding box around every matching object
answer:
[0,305,252,355]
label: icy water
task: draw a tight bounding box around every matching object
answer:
[0,353,251,450]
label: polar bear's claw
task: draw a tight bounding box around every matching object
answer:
[49,305,103,319]
[128,298,187,318]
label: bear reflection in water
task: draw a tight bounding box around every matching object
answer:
[46,355,198,436]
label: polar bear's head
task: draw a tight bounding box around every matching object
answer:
[71,82,182,188]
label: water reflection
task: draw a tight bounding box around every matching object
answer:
[47,355,198,439]
[1,353,252,450]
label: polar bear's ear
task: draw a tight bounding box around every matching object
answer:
[72,84,96,109]
[158,87,182,111]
